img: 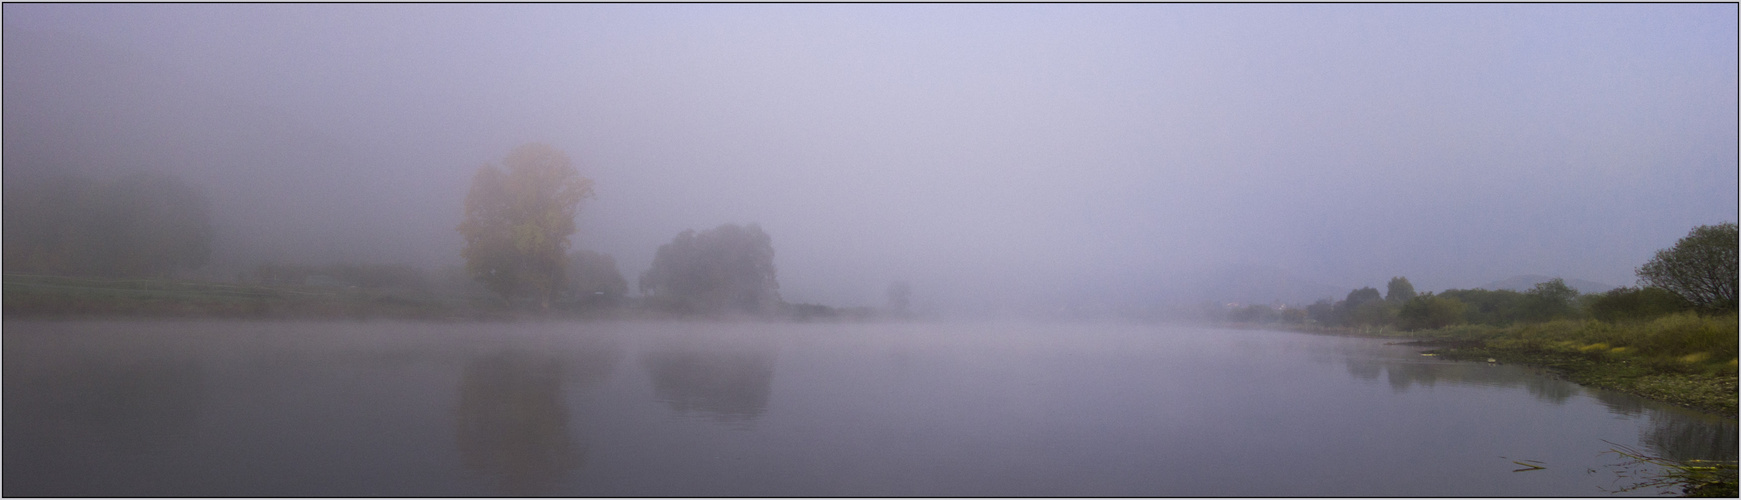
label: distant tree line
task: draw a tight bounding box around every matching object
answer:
[4,141,891,320]
[3,171,212,278]
[453,143,916,319]
[0,142,854,319]
[1220,223,1737,331]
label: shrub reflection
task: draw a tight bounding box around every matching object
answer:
[642,340,777,426]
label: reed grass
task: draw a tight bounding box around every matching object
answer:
[1603,442,1738,497]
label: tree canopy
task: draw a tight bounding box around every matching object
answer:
[1397,293,1467,330]
[1637,223,1738,313]
[1588,286,1693,323]
[456,143,594,307]
[1385,276,1416,303]
[639,223,781,315]
[1345,287,1382,307]
[1518,278,1580,322]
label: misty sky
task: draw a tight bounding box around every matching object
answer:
[4,4,1736,312]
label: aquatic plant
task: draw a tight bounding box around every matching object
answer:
[1602,442,1738,497]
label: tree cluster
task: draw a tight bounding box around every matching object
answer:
[3,171,212,278]
[455,144,788,316]
[1226,222,1737,331]
[1246,278,1649,331]
[638,223,781,316]
[1225,222,1737,330]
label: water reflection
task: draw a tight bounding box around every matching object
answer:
[1591,390,1740,461]
[1643,415,1739,461]
[1346,353,1737,463]
[1345,358,1382,381]
[6,355,205,449]
[453,341,619,496]
[642,338,778,426]
[3,352,205,495]
[1346,356,1576,404]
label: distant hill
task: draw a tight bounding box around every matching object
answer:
[1479,275,1619,294]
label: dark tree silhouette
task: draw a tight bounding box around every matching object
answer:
[1637,223,1738,313]
[565,249,628,306]
[1385,276,1416,303]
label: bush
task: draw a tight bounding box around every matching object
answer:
[1589,287,1694,323]
[1626,312,1738,360]
[1398,293,1468,330]
[1438,288,1527,326]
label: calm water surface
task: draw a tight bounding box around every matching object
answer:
[4,320,1734,496]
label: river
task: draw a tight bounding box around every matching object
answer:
[4,319,1733,496]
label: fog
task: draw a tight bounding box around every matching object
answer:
[4,4,1736,315]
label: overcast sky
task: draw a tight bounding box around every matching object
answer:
[4,4,1736,312]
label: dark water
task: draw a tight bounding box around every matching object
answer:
[4,320,1734,496]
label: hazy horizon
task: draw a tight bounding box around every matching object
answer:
[4,4,1736,314]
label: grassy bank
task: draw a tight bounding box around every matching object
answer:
[1393,313,1738,417]
[1,274,868,322]
[2,274,502,320]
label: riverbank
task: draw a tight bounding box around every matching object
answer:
[1,274,878,322]
[1384,315,1737,417]
[2,274,520,320]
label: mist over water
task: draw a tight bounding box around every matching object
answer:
[4,4,1735,314]
[3,320,1733,496]
[3,5,1736,496]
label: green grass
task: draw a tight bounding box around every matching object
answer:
[1402,314,1739,416]
[3,273,487,320]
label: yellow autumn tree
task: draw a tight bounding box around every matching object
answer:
[457,143,594,308]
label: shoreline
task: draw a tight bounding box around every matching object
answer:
[10,274,1734,417]
[1423,341,1737,418]
[1250,321,1737,418]
[1369,329,1736,418]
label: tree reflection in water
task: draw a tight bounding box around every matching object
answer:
[1643,414,1738,461]
[1589,389,1738,462]
[642,339,777,426]
[453,351,579,496]
[1347,356,1575,404]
